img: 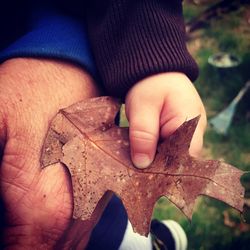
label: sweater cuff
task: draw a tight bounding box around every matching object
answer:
[87,0,199,98]
[0,9,96,78]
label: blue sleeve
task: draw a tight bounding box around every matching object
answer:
[0,8,97,77]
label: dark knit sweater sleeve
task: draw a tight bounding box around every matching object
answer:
[86,0,199,98]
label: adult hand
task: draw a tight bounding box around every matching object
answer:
[125,72,207,169]
[0,58,100,249]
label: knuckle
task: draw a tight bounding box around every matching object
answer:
[129,129,157,143]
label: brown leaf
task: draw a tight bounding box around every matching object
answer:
[41,96,245,237]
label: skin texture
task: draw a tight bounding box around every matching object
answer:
[0,58,100,249]
[126,72,207,168]
[0,59,206,248]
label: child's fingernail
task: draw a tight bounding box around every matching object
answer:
[133,153,151,169]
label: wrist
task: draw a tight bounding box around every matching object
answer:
[1,58,99,111]
[127,71,189,94]
[126,72,190,107]
[0,58,100,139]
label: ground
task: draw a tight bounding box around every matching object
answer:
[153,1,250,249]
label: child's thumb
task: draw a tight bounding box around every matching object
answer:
[126,101,160,169]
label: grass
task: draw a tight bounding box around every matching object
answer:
[151,2,250,249]
[205,124,250,171]
[119,2,250,249]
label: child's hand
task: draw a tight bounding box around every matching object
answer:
[125,72,207,169]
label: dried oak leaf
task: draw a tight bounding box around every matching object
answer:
[41,96,245,236]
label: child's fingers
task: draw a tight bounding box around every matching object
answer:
[189,126,204,157]
[126,99,161,169]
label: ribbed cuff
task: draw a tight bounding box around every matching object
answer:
[87,0,199,98]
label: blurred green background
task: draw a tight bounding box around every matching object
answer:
[120,1,250,249]
[153,1,250,249]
